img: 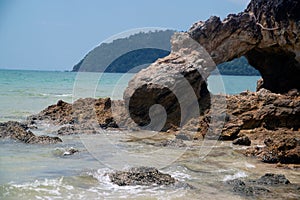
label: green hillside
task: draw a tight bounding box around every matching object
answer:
[72,30,260,76]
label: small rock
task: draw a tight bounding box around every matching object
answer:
[233,136,251,146]
[63,147,79,156]
[108,167,176,186]
[252,173,290,185]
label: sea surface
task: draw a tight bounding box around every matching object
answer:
[1,69,299,200]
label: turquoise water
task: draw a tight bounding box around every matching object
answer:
[0,69,260,122]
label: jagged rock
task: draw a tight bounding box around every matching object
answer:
[189,0,300,93]
[28,98,121,130]
[225,173,296,198]
[123,32,213,131]
[0,121,62,144]
[233,136,251,146]
[251,173,290,185]
[226,179,270,197]
[108,167,176,186]
[243,128,300,164]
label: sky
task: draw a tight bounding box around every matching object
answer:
[0,0,250,71]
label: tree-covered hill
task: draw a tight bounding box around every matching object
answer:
[72,30,260,76]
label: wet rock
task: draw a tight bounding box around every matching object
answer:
[63,147,79,156]
[189,0,300,93]
[226,173,294,197]
[108,167,176,186]
[155,139,187,148]
[0,121,62,144]
[57,124,98,135]
[226,179,270,196]
[175,133,192,141]
[52,147,79,157]
[251,173,290,185]
[233,136,251,146]
[28,98,121,130]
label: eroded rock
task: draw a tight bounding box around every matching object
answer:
[108,167,176,186]
[189,0,300,93]
[123,33,213,131]
[226,173,297,198]
[0,121,62,144]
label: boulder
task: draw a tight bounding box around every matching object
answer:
[123,32,214,131]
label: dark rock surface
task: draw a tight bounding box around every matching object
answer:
[226,173,298,198]
[0,121,62,144]
[233,136,251,146]
[108,167,176,186]
[189,0,300,93]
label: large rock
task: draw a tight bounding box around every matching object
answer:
[189,0,300,93]
[123,32,214,131]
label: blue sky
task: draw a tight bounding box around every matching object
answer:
[0,0,250,71]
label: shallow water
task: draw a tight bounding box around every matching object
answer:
[1,124,300,199]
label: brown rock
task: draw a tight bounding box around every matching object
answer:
[0,121,62,144]
[189,0,300,93]
[123,33,213,131]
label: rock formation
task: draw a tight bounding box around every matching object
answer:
[123,32,215,131]
[189,0,300,93]
[225,173,299,198]
[23,0,300,165]
[0,121,62,144]
[108,167,176,186]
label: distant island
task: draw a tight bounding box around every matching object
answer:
[72,30,260,76]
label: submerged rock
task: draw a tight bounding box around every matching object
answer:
[0,121,62,144]
[251,173,290,185]
[108,167,176,186]
[226,173,297,198]
[233,136,251,146]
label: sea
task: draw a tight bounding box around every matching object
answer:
[1,69,299,200]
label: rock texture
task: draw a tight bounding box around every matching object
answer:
[189,0,300,93]
[0,121,62,144]
[28,98,122,135]
[225,173,298,198]
[108,167,176,186]
[209,89,300,164]
[123,32,214,131]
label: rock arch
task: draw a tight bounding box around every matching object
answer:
[189,0,300,93]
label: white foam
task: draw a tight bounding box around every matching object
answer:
[223,171,248,182]
[245,162,256,168]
